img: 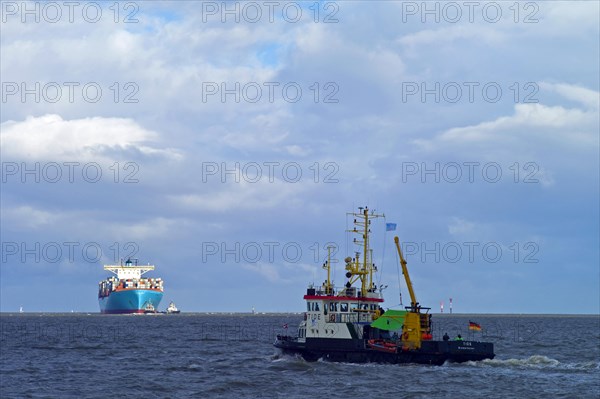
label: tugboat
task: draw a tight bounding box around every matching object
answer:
[143,301,156,314]
[166,301,180,314]
[274,207,495,365]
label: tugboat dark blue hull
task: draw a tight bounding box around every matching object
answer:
[274,336,494,365]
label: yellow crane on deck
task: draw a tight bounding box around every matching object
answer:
[394,236,432,349]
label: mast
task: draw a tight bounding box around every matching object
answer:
[322,245,335,295]
[346,207,384,296]
[369,248,375,291]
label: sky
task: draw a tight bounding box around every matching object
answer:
[0,1,598,314]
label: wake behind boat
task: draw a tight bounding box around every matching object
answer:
[274,207,495,365]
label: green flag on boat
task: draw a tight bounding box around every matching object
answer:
[370,309,407,331]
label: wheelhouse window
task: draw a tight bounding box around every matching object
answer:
[340,303,348,312]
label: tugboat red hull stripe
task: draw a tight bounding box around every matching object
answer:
[303,295,384,303]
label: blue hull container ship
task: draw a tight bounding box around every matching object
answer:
[98,258,163,314]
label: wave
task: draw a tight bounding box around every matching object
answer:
[269,352,317,373]
[462,355,599,371]
[271,351,304,361]
[165,363,204,373]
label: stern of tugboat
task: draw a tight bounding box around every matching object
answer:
[441,340,495,362]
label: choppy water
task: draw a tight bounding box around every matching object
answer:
[1,314,598,398]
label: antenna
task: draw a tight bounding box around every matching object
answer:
[346,207,384,297]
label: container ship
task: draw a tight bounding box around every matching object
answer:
[98,258,163,314]
[274,207,495,365]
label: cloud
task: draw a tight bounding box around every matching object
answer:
[241,262,288,283]
[0,114,181,163]
[539,82,600,110]
[104,217,181,242]
[169,178,308,213]
[1,203,182,242]
[1,3,598,313]
[414,83,599,156]
[241,261,318,284]
[398,25,506,48]
[285,144,310,157]
[396,1,599,49]
[436,103,595,143]
[1,205,58,231]
[448,217,475,235]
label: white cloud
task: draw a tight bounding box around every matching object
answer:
[398,25,506,48]
[241,261,318,284]
[396,1,599,49]
[169,178,308,213]
[241,262,288,283]
[414,84,599,154]
[435,103,595,144]
[1,205,58,230]
[1,2,598,313]
[0,114,181,163]
[540,82,600,110]
[1,203,182,242]
[448,217,475,235]
[105,217,180,242]
[541,2,600,36]
[292,23,406,86]
[532,166,556,188]
[285,144,310,157]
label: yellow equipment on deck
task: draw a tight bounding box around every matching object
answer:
[394,236,432,350]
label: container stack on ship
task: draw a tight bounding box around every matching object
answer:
[98,258,164,314]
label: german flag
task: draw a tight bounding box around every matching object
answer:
[468,321,482,331]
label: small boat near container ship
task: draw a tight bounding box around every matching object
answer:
[98,258,163,314]
[274,207,495,365]
[143,301,157,314]
[166,301,180,314]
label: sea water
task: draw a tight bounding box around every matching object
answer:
[1,314,598,398]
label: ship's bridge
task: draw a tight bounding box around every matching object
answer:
[303,285,384,324]
[104,258,155,280]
